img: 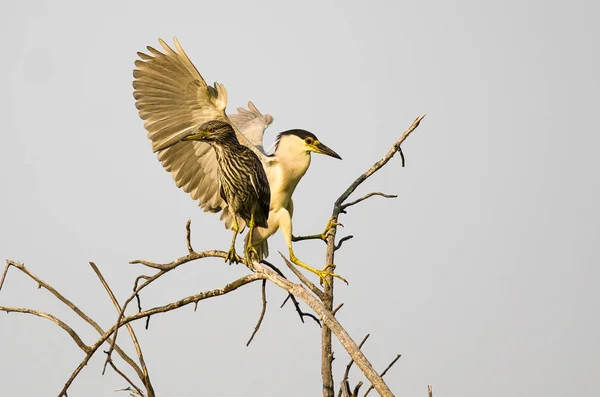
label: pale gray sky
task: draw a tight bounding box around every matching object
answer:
[1,1,598,396]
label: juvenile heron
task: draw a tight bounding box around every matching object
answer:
[180,120,270,266]
[133,37,344,284]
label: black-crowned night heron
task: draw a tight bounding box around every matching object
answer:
[180,120,270,266]
[133,37,344,284]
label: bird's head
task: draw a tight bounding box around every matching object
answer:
[274,130,342,160]
[181,120,236,144]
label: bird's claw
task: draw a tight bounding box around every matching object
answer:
[244,245,259,270]
[226,248,242,264]
[316,264,348,289]
[320,216,343,240]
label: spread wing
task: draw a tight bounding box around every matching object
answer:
[133,37,268,229]
[228,101,274,155]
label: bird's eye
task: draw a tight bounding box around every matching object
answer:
[305,137,313,145]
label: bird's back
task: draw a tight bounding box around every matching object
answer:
[214,143,270,229]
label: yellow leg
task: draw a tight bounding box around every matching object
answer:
[292,216,343,242]
[226,217,242,264]
[244,213,259,270]
[289,248,348,289]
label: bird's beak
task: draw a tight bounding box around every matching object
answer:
[181,131,208,142]
[311,141,342,160]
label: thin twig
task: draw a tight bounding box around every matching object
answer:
[246,280,267,346]
[89,262,154,397]
[185,219,194,253]
[338,334,370,397]
[428,385,433,397]
[335,236,354,251]
[58,272,264,397]
[341,192,397,211]
[271,257,393,396]
[105,355,146,397]
[363,354,401,397]
[332,303,344,316]
[105,248,226,369]
[261,259,320,326]
[1,260,144,381]
[323,114,426,397]
[353,382,364,397]
[398,147,405,167]
[0,306,89,353]
[280,293,321,326]
[334,114,426,209]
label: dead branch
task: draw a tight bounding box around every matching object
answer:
[246,279,267,346]
[363,354,401,397]
[261,259,320,326]
[185,219,193,253]
[332,303,344,316]
[89,262,154,396]
[341,192,398,212]
[1,260,144,381]
[321,114,426,397]
[334,235,354,251]
[338,334,370,397]
[59,272,264,397]
[106,355,146,397]
[103,246,226,370]
[0,306,89,353]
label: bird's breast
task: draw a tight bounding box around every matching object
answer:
[266,155,310,210]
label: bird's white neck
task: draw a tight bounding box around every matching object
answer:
[270,139,312,197]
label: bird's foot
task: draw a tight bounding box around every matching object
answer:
[291,216,343,243]
[314,264,348,289]
[226,247,242,264]
[244,245,259,271]
[320,216,343,240]
[290,253,348,289]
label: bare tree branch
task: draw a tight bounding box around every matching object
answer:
[185,219,194,253]
[335,114,426,209]
[4,114,426,397]
[58,272,264,397]
[274,256,394,397]
[105,355,146,397]
[261,259,321,326]
[335,236,354,251]
[246,279,267,346]
[341,192,397,211]
[0,306,89,353]
[363,354,401,397]
[322,114,426,397]
[1,260,144,381]
[104,246,227,369]
[338,334,370,397]
[280,293,321,326]
[89,262,154,396]
[332,303,344,316]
